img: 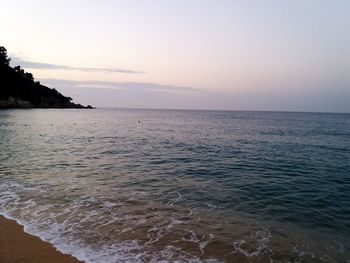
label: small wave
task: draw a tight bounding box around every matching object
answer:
[233,228,273,260]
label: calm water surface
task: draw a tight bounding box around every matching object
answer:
[0,109,349,262]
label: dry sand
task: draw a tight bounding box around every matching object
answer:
[0,215,82,263]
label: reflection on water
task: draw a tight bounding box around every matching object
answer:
[0,109,349,262]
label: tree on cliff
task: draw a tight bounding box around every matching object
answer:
[0,46,11,65]
[14,66,33,80]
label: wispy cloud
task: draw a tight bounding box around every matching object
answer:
[11,56,143,74]
[39,79,199,93]
[38,78,350,112]
[39,78,208,110]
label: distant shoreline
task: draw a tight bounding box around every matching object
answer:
[0,215,82,263]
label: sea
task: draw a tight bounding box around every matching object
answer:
[0,109,349,263]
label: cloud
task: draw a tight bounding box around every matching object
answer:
[39,79,199,93]
[10,56,143,74]
[39,78,209,110]
[39,78,350,113]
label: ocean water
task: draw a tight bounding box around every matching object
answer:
[0,109,349,263]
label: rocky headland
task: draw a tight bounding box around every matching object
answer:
[0,46,93,109]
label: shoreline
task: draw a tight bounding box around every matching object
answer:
[0,215,82,263]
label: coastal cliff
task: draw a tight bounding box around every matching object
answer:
[0,46,92,109]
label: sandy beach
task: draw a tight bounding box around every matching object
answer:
[0,215,81,263]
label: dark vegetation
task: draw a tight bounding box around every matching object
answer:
[0,46,93,109]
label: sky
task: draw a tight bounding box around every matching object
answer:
[1,0,350,112]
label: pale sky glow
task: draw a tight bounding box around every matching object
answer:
[1,0,350,112]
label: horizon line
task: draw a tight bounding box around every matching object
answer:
[85,106,350,115]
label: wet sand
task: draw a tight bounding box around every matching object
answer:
[0,215,82,263]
